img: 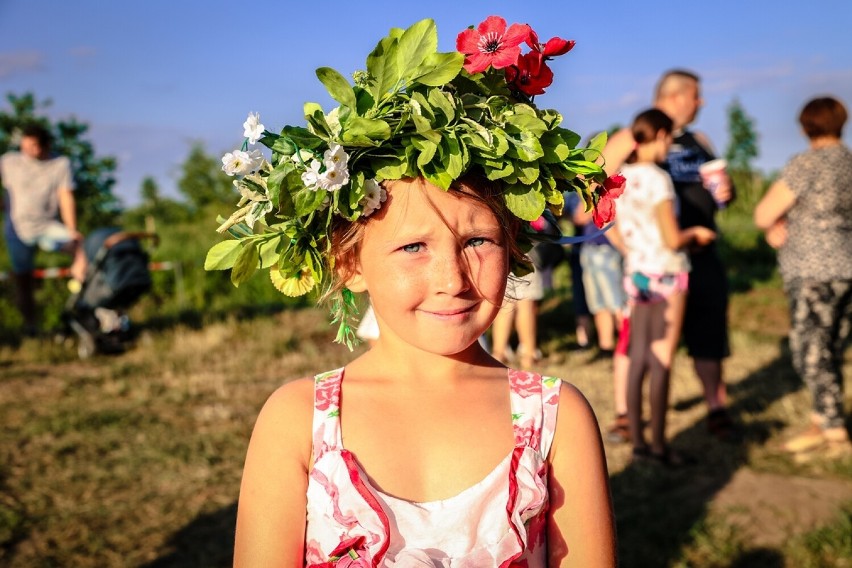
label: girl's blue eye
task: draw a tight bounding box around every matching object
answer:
[402,243,422,253]
[467,237,487,247]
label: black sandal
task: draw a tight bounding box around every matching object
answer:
[632,446,696,469]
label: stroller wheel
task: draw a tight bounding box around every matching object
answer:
[77,331,96,359]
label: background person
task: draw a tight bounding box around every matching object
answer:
[614,109,716,466]
[602,69,737,441]
[1,124,86,334]
[754,96,852,455]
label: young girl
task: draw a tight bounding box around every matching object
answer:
[614,109,716,466]
[213,16,618,566]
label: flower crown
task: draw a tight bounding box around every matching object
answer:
[206,16,622,348]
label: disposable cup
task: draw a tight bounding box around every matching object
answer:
[698,159,728,207]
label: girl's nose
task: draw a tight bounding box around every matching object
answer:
[436,251,471,295]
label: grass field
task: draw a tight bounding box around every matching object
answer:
[1,269,850,567]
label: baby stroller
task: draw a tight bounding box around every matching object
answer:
[63,227,157,359]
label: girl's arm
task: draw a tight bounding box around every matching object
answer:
[547,383,617,567]
[655,200,716,250]
[233,379,315,567]
[754,179,796,230]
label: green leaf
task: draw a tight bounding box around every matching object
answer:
[304,103,332,139]
[508,130,544,162]
[427,88,455,123]
[366,34,400,99]
[397,19,437,80]
[422,161,454,190]
[516,162,540,185]
[412,51,464,87]
[230,241,259,286]
[316,67,357,109]
[506,113,547,136]
[540,131,571,164]
[258,236,282,268]
[341,117,391,146]
[277,126,324,151]
[294,188,328,217]
[413,137,438,168]
[584,130,608,161]
[371,154,410,180]
[442,133,465,180]
[205,240,242,270]
[505,184,546,221]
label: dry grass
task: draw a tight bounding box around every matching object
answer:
[0,288,850,567]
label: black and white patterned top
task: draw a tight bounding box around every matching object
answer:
[778,144,852,282]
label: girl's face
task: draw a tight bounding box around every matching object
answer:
[653,130,674,162]
[347,178,509,357]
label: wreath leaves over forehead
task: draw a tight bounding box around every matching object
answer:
[206,17,618,349]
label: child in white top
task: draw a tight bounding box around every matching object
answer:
[614,109,716,467]
[216,16,619,567]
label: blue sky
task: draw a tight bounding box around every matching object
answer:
[2,0,851,206]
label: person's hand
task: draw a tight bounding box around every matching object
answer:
[691,227,717,246]
[764,219,787,249]
[712,173,733,205]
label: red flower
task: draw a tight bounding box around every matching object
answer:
[456,16,530,74]
[509,369,543,398]
[593,195,616,228]
[604,173,626,198]
[505,52,554,96]
[525,28,576,58]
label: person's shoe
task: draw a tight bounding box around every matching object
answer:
[707,408,741,443]
[632,445,696,469]
[607,414,630,444]
[783,424,828,453]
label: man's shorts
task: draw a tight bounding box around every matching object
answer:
[579,244,625,313]
[4,218,75,273]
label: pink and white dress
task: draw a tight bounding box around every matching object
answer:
[304,368,562,567]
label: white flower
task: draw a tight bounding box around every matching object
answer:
[221,149,264,176]
[323,143,349,171]
[242,112,265,145]
[360,179,386,216]
[301,159,323,190]
[317,166,349,191]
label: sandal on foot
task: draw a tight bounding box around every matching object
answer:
[607,414,630,444]
[632,446,695,469]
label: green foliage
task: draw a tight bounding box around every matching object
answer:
[0,92,120,231]
[177,142,235,211]
[725,98,759,174]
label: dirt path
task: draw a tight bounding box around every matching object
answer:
[711,468,852,547]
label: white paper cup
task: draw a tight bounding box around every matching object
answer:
[698,159,728,207]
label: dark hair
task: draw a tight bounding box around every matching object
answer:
[631,108,674,145]
[21,123,53,149]
[799,96,847,139]
[654,69,701,100]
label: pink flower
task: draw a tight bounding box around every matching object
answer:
[525,28,576,58]
[456,16,530,74]
[505,52,554,96]
[603,173,627,198]
[509,369,542,398]
[592,195,616,228]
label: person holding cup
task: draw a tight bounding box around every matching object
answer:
[601,69,738,442]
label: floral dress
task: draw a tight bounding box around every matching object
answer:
[304,368,562,567]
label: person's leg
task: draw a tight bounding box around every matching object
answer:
[627,304,651,452]
[571,246,592,348]
[5,225,39,332]
[693,358,726,410]
[647,292,686,454]
[785,280,852,452]
[490,300,516,363]
[593,310,616,351]
[515,299,539,368]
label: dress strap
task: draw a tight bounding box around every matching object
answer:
[508,369,562,459]
[311,368,344,460]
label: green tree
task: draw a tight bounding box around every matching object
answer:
[176,142,235,213]
[121,176,190,229]
[0,92,120,230]
[724,98,759,174]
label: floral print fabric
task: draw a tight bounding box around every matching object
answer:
[304,368,562,567]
